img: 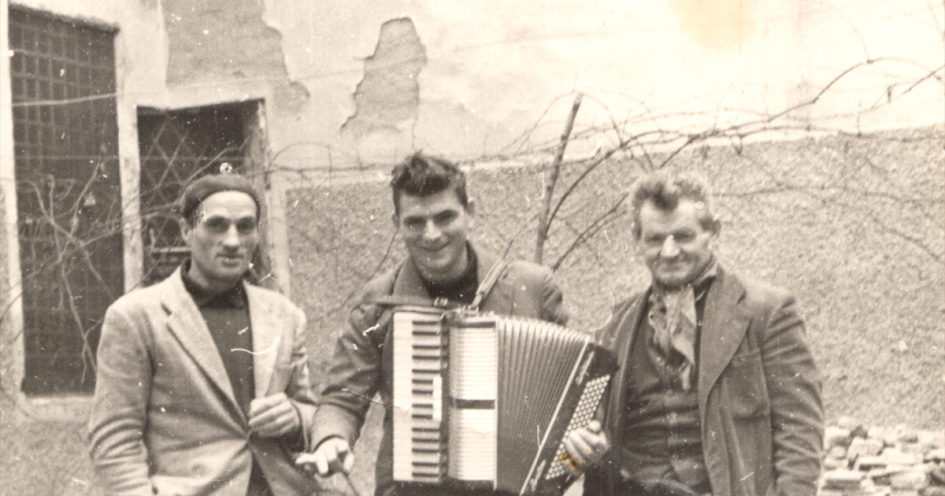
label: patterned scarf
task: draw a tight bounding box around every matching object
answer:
[647,260,717,391]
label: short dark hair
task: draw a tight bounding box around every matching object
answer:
[628,171,718,239]
[178,173,262,226]
[390,152,469,215]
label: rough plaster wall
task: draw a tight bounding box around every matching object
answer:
[162,0,307,112]
[342,18,427,160]
[287,126,943,493]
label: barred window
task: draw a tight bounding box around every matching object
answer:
[9,7,123,394]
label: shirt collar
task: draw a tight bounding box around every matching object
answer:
[692,257,718,299]
[422,245,478,292]
[180,260,247,309]
[652,256,718,300]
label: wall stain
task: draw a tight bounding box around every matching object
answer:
[668,0,756,51]
[342,18,427,141]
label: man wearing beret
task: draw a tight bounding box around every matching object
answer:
[88,173,319,496]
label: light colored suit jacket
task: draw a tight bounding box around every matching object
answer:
[585,266,823,496]
[88,267,318,496]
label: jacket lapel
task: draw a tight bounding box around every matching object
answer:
[475,249,499,282]
[246,284,283,399]
[606,290,648,431]
[392,256,433,299]
[697,267,750,411]
[160,268,240,415]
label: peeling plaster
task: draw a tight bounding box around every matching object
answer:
[342,18,427,144]
[162,0,309,110]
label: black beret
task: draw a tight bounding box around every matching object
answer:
[178,173,261,220]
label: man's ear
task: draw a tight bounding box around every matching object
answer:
[711,218,722,237]
[708,218,722,247]
[632,234,645,255]
[179,218,192,242]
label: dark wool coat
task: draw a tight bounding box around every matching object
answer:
[584,266,823,496]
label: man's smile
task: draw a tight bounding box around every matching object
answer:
[219,254,245,265]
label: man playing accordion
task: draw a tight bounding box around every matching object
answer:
[300,153,606,495]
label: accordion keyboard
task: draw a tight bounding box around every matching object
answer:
[392,311,448,482]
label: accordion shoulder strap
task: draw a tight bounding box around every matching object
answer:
[468,259,508,312]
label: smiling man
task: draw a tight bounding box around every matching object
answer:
[302,152,570,496]
[582,172,824,496]
[88,173,318,496]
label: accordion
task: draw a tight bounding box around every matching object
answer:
[391,306,616,495]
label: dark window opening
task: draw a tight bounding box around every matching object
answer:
[10,7,123,395]
[137,102,263,285]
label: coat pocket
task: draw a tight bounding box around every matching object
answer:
[722,349,770,419]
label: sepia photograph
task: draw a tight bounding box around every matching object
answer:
[0,1,942,495]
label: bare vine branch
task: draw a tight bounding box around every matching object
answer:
[535,93,583,264]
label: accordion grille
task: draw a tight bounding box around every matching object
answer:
[493,316,587,491]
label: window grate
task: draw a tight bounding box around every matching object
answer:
[10,7,123,395]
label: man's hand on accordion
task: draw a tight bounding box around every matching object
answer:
[295,436,355,477]
[562,419,609,475]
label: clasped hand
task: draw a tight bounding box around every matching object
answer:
[248,392,300,438]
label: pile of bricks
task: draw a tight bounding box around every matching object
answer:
[820,417,945,496]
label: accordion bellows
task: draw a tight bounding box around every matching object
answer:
[391,307,616,495]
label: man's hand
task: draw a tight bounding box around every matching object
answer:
[295,437,354,477]
[562,420,609,475]
[248,393,300,438]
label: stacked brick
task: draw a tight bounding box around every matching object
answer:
[819,417,945,496]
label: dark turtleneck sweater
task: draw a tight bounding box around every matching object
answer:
[180,263,271,496]
[421,247,479,305]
